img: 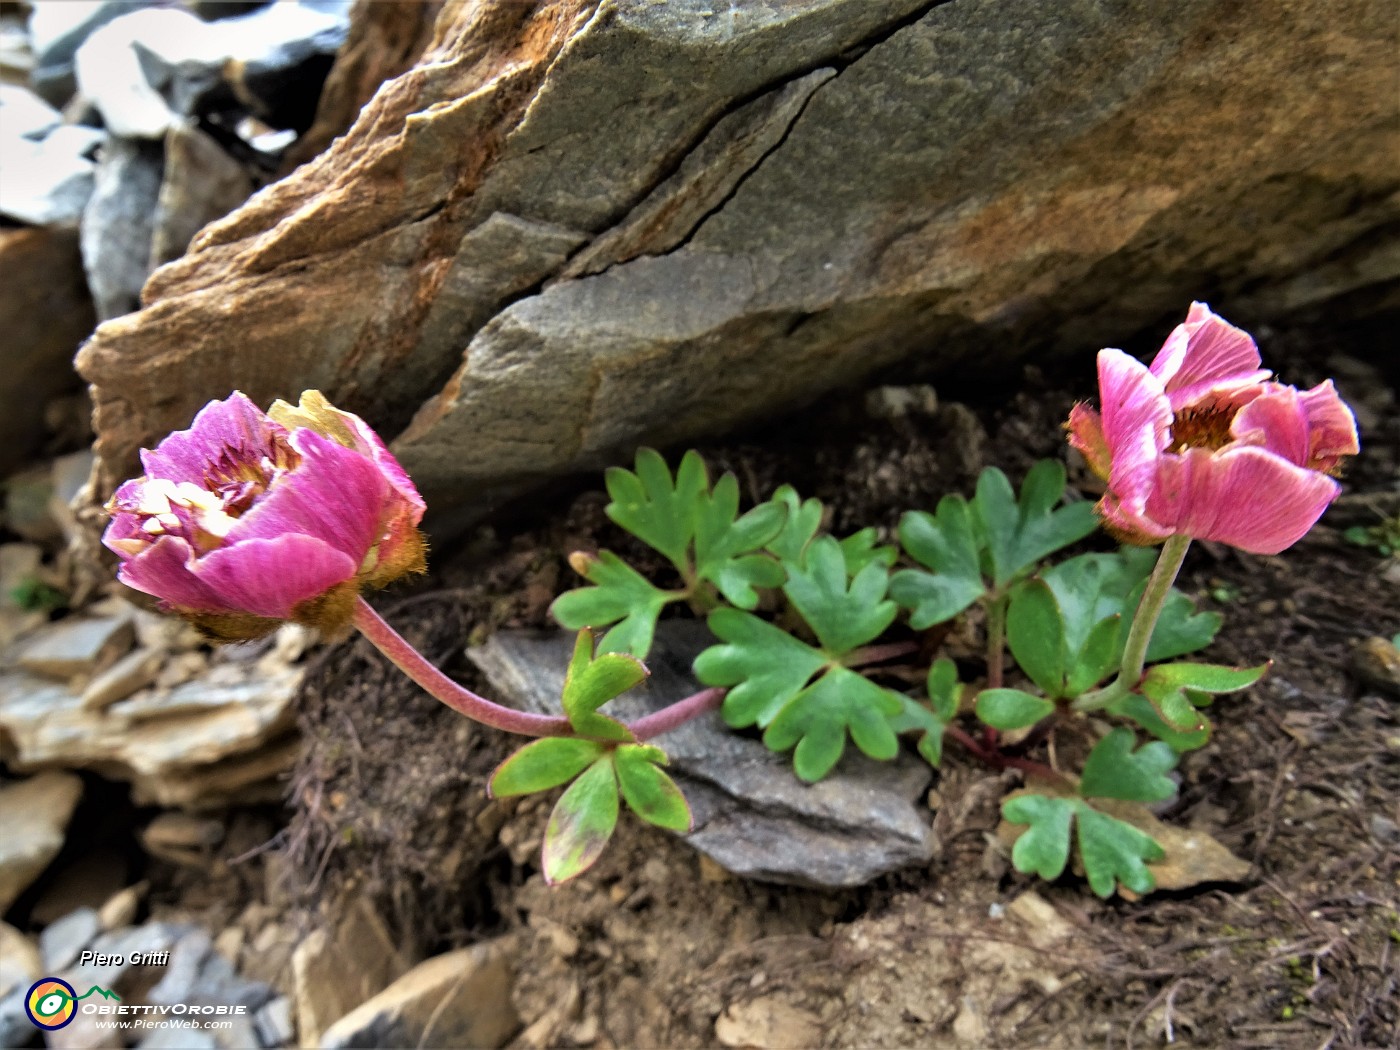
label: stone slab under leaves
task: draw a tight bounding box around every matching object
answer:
[470,622,934,889]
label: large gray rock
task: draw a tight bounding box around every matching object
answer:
[150,122,256,268]
[0,771,83,913]
[71,1,350,137]
[318,941,518,1050]
[0,634,302,809]
[147,928,273,1040]
[81,137,165,320]
[469,622,935,888]
[27,0,159,106]
[292,898,411,1047]
[78,0,1399,525]
[0,123,103,226]
[0,225,96,474]
[0,84,60,140]
[17,613,134,681]
[39,907,102,971]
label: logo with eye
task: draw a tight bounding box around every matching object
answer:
[24,979,120,1030]
[26,978,78,1030]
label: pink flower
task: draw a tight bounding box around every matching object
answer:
[1067,303,1359,555]
[104,391,425,639]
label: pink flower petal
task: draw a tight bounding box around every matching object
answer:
[1097,490,1175,545]
[1297,380,1360,472]
[1097,348,1172,517]
[225,428,388,564]
[266,391,425,526]
[102,480,149,550]
[341,414,426,521]
[341,419,426,581]
[140,392,284,484]
[117,535,228,612]
[1144,446,1339,555]
[1149,303,1270,410]
[1066,403,1111,480]
[191,534,357,619]
[1230,386,1309,465]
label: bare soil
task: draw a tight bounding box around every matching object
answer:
[282,333,1399,1049]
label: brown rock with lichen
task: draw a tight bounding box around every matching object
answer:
[77,0,1400,534]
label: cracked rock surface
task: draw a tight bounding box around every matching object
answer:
[78,0,1399,529]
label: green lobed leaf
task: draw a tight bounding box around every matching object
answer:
[712,555,787,611]
[1107,693,1212,752]
[489,737,607,798]
[696,608,828,729]
[1018,458,1066,519]
[1042,548,1221,673]
[1002,794,1074,881]
[765,485,824,564]
[1065,614,1123,697]
[763,667,902,782]
[1142,661,1268,694]
[890,495,985,628]
[1008,462,1101,577]
[926,656,961,722]
[1006,579,1067,696]
[1185,688,1213,708]
[1141,586,1223,662]
[889,657,962,768]
[541,755,620,885]
[1139,677,1206,733]
[1079,728,1178,802]
[1074,803,1165,898]
[560,630,643,741]
[839,528,898,574]
[1042,552,1136,649]
[1042,552,1136,658]
[615,745,692,832]
[564,630,648,712]
[975,688,1055,730]
[693,472,788,608]
[974,463,1098,588]
[974,467,1019,586]
[1003,793,1166,898]
[783,536,898,656]
[887,693,948,768]
[604,448,707,573]
[550,551,673,658]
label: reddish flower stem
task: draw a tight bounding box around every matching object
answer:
[629,687,726,741]
[353,597,573,737]
[353,598,726,742]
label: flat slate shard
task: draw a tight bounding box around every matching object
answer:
[469,622,935,889]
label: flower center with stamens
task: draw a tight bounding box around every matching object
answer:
[202,437,299,516]
[109,432,302,556]
[1167,404,1236,454]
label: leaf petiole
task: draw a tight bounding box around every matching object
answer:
[943,722,1071,787]
[842,639,920,668]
